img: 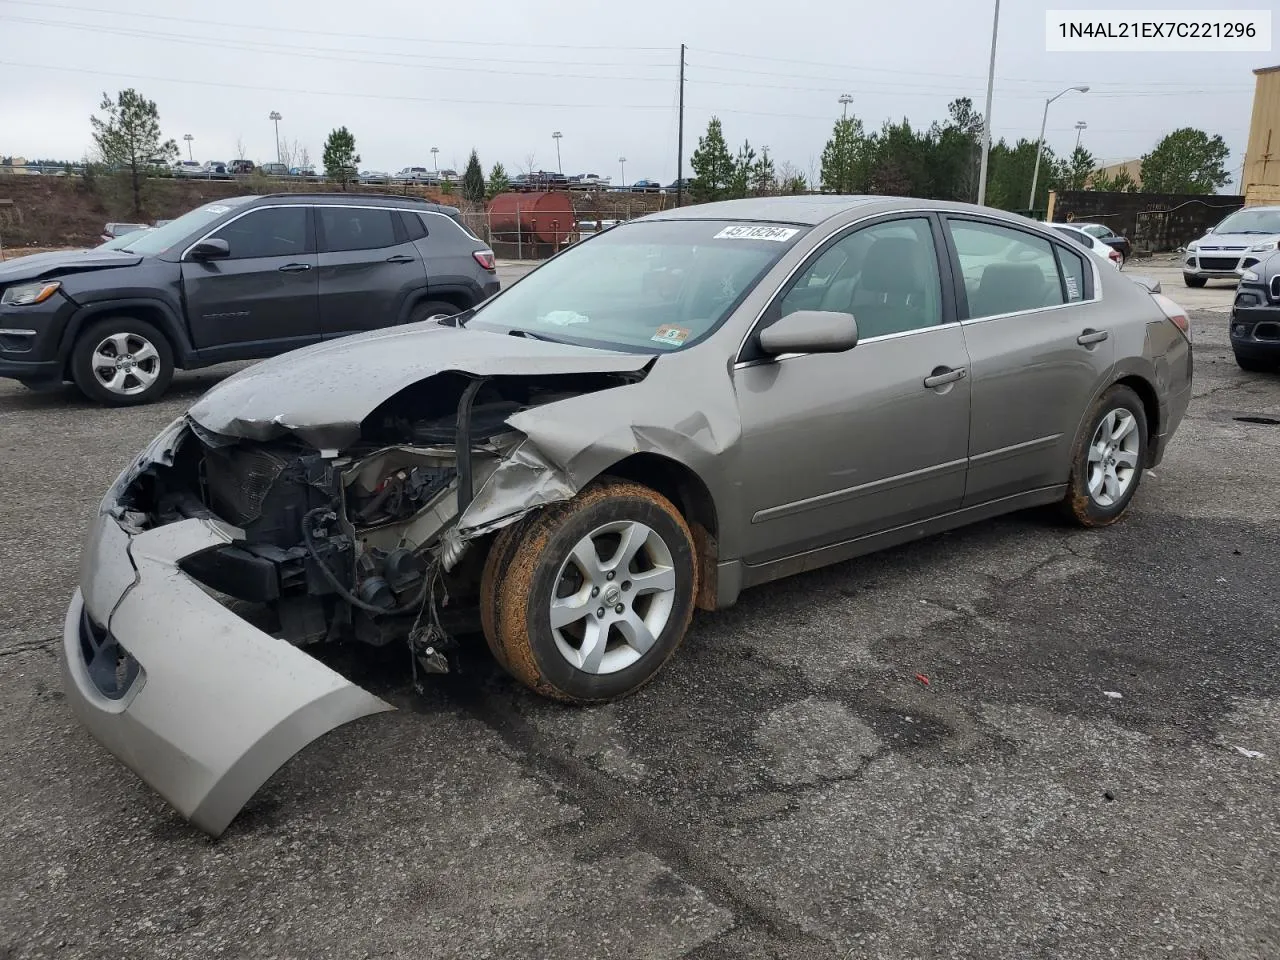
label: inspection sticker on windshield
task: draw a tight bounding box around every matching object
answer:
[713,225,800,242]
[651,324,691,346]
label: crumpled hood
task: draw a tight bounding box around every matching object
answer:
[0,248,142,283]
[188,321,656,449]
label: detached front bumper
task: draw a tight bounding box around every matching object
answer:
[60,502,392,838]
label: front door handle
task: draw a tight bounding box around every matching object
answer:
[923,366,967,389]
[1077,328,1109,345]
[385,254,415,263]
[278,262,311,273]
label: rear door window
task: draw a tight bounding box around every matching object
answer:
[948,219,1066,319]
[319,207,400,252]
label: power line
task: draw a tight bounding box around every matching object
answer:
[0,0,672,51]
[0,15,674,77]
[0,60,674,110]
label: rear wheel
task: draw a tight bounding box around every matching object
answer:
[1061,385,1148,527]
[480,478,698,704]
[1183,274,1207,288]
[70,317,174,406]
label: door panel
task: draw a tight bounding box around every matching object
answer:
[732,215,970,565]
[181,206,318,356]
[316,206,426,338]
[944,217,1116,504]
[734,328,972,564]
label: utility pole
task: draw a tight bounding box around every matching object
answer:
[269,111,282,163]
[552,131,563,174]
[1029,85,1089,210]
[838,93,853,119]
[619,156,626,188]
[977,0,999,206]
[676,42,685,207]
[1074,120,1087,151]
[183,133,193,161]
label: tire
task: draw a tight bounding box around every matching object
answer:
[407,300,462,324]
[479,477,698,704]
[70,317,174,407]
[1061,384,1149,527]
[1183,274,1207,288]
[1234,352,1275,373]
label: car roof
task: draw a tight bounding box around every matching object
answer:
[643,195,1075,228]
[244,193,460,214]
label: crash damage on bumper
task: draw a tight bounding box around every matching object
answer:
[60,324,706,837]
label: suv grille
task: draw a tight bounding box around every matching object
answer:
[1199,256,1239,271]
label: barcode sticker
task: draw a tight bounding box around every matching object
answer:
[713,225,800,242]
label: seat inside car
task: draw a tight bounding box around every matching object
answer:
[970,262,1054,318]
[833,235,931,337]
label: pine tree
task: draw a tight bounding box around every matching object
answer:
[690,117,734,202]
[90,88,178,216]
[487,161,510,199]
[462,149,485,204]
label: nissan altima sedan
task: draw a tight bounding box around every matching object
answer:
[62,196,1194,836]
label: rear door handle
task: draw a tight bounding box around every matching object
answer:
[1077,328,1109,345]
[278,262,311,273]
[385,254,415,263]
[923,366,967,389]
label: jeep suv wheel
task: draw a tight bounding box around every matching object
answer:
[71,317,175,406]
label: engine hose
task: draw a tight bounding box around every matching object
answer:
[301,507,430,616]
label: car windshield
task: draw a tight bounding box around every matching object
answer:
[106,198,253,255]
[99,230,148,250]
[467,219,808,352]
[1212,209,1280,234]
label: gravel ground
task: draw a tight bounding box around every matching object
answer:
[0,264,1277,959]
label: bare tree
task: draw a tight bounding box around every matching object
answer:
[278,138,299,169]
[521,152,537,176]
[235,137,247,161]
[806,154,820,193]
[299,146,311,169]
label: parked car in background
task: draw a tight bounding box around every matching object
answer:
[230,160,255,175]
[173,160,203,177]
[201,161,229,178]
[100,222,149,242]
[1184,206,1280,287]
[360,170,391,184]
[57,195,1193,837]
[1051,224,1123,270]
[290,165,317,177]
[1230,251,1280,371]
[397,166,433,181]
[630,179,662,192]
[1068,221,1131,264]
[260,162,290,177]
[0,194,499,406]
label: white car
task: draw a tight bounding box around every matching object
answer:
[1184,205,1280,287]
[1051,224,1123,270]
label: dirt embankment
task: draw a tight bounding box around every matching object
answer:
[0,174,675,249]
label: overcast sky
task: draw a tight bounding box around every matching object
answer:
[0,0,1269,189]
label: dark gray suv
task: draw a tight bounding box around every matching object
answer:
[0,194,500,405]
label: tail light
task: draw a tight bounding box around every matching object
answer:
[472,250,496,271]
[1151,292,1191,342]
[1108,247,1122,267]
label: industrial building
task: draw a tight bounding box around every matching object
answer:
[1243,64,1280,206]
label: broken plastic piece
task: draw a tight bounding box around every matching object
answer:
[915,674,930,687]
[1234,746,1265,759]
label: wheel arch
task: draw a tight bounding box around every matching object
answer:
[398,284,480,323]
[1113,373,1160,464]
[61,299,194,377]
[599,452,721,611]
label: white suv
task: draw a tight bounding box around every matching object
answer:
[1184,206,1280,287]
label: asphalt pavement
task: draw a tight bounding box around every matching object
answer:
[1,262,1277,959]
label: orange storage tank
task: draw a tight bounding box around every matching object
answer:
[487,191,577,245]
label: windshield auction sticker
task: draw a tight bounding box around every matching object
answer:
[651,324,691,346]
[714,225,801,242]
[1046,10,1271,51]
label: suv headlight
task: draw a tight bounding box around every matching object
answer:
[1249,240,1280,252]
[1186,242,1199,252]
[0,281,61,306]
[1241,269,1261,282]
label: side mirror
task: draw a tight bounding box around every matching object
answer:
[188,238,230,261]
[758,309,859,356]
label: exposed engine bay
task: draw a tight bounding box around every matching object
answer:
[113,371,643,678]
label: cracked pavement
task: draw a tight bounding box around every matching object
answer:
[0,264,1277,959]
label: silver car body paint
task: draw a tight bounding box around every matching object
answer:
[64,196,1193,836]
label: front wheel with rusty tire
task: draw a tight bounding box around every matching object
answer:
[480,478,698,704]
[1061,384,1148,527]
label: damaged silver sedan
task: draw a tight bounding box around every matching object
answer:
[62,196,1194,835]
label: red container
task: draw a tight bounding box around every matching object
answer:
[487,191,576,245]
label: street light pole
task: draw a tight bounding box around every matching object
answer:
[838,93,853,119]
[977,0,1000,206]
[552,131,563,174]
[1028,85,1090,210]
[431,146,439,177]
[269,111,282,163]
[1074,120,1088,151]
[183,133,193,161]
[618,156,626,188]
